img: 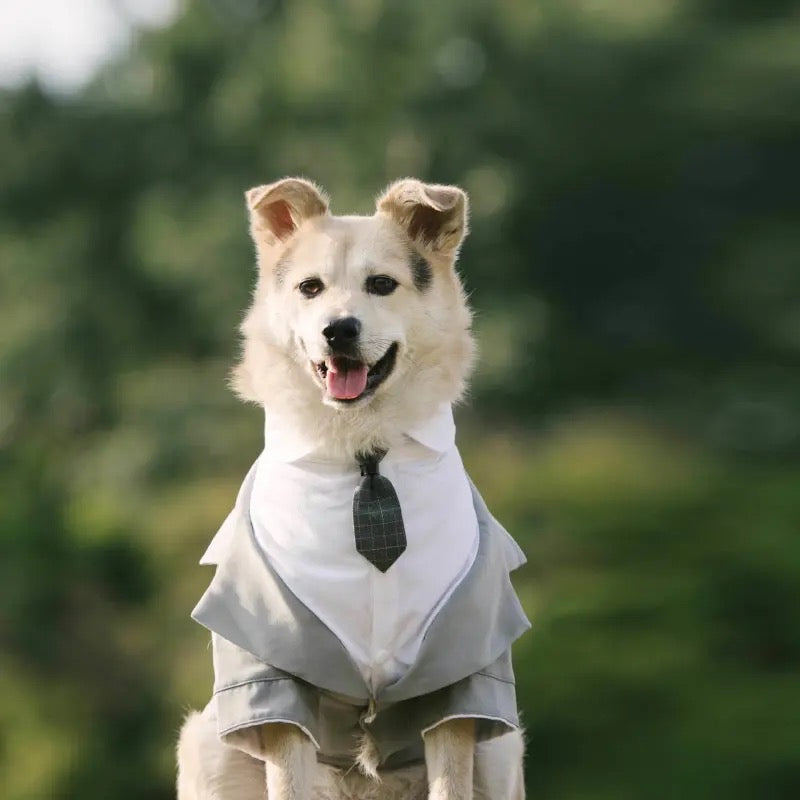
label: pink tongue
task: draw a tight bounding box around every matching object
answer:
[326,362,368,400]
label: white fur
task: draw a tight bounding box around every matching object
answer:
[177,178,525,800]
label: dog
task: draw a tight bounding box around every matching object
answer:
[176,178,529,800]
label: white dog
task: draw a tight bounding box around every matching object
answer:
[177,178,529,800]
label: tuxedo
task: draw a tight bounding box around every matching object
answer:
[192,408,530,769]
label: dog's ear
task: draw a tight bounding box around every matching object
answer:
[377,179,469,258]
[245,178,329,245]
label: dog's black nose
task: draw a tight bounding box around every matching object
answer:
[323,317,361,347]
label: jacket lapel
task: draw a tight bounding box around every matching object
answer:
[379,481,530,703]
[192,462,370,699]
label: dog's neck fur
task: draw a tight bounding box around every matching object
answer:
[254,340,468,462]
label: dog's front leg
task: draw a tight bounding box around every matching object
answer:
[424,718,476,800]
[258,722,315,800]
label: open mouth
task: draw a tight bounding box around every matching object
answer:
[314,343,398,403]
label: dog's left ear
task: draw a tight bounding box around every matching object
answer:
[377,179,469,259]
[245,177,329,246]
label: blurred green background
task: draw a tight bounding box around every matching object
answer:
[1,1,799,798]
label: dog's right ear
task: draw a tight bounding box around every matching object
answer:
[245,178,329,246]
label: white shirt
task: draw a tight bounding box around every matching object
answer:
[201,404,479,693]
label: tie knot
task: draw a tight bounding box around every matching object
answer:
[356,448,387,477]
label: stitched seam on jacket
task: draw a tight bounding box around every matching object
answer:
[214,676,293,693]
[421,712,518,738]
[218,715,320,749]
[475,670,516,685]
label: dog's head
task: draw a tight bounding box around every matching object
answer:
[234,178,475,440]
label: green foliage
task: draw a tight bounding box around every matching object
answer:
[1,1,799,798]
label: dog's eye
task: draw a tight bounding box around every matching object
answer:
[366,275,398,296]
[298,278,324,298]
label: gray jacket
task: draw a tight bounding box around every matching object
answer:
[192,463,530,769]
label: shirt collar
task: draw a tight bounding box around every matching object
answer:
[403,403,456,454]
[262,403,456,463]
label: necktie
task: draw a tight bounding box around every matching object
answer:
[353,450,407,572]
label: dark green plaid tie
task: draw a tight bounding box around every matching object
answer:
[353,450,407,572]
